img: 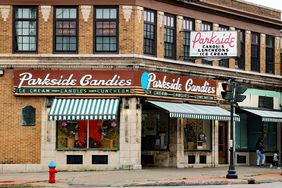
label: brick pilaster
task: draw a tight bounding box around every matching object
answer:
[245,31,251,71]
[275,36,281,75]
[0,5,12,53]
[260,34,266,73]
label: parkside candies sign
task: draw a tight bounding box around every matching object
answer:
[14,70,216,100]
[140,72,216,94]
[190,31,238,57]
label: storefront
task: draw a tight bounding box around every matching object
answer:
[235,89,282,166]
[141,101,239,167]
[13,69,238,170]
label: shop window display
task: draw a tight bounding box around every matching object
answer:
[56,120,119,150]
[184,119,211,150]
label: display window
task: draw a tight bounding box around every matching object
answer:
[184,119,211,150]
[56,120,119,150]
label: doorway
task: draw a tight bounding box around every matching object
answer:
[218,122,228,164]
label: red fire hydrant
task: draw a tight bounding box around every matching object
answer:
[48,161,57,183]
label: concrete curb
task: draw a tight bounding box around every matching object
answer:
[0,178,281,187]
[125,179,249,187]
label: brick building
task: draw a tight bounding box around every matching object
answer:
[0,0,282,173]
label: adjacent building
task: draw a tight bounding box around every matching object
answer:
[0,0,282,172]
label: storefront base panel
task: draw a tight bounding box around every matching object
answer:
[184,151,214,168]
[0,164,46,174]
[235,152,250,166]
[1,150,142,173]
[141,151,171,167]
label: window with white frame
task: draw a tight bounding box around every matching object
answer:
[164,14,176,59]
[218,25,229,67]
[266,35,274,74]
[95,7,118,53]
[183,18,194,62]
[54,7,78,53]
[144,9,156,55]
[251,32,260,72]
[14,6,37,53]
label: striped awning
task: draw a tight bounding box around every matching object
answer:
[242,108,282,123]
[48,98,119,121]
[147,101,240,121]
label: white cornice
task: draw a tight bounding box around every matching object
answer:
[0,53,281,80]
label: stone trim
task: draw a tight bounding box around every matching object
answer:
[0,54,281,80]
[40,6,51,22]
[177,16,183,31]
[0,5,10,22]
[158,11,164,28]
[122,6,132,22]
[136,6,143,23]
[80,5,91,22]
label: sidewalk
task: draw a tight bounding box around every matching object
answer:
[0,166,281,187]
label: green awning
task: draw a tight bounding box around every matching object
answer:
[147,100,240,121]
[48,98,119,121]
[242,108,282,123]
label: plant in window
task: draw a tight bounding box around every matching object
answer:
[60,120,80,139]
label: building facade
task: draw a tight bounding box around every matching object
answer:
[0,0,282,173]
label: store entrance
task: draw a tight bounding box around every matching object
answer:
[218,121,228,164]
[141,103,170,166]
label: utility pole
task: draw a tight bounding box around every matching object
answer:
[221,80,247,179]
[226,90,237,179]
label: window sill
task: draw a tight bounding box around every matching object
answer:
[185,149,212,152]
[56,148,119,151]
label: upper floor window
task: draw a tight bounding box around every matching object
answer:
[237,30,245,70]
[183,18,194,62]
[14,7,37,53]
[164,14,175,59]
[266,35,274,74]
[218,25,229,67]
[201,21,212,65]
[218,25,228,31]
[95,7,118,53]
[251,32,260,72]
[144,9,156,55]
[201,21,212,31]
[54,7,78,53]
[259,96,273,109]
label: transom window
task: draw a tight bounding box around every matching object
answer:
[164,14,175,59]
[266,35,274,74]
[14,7,37,53]
[95,7,118,53]
[251,32,260,72]
[144,9,156,55]
[54,7,78,53]
[183,18,194,62]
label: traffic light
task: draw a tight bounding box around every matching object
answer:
[234,84,247,102]
[221,79,234,101]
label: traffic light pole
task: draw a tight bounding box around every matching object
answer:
[226,98,238,179]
